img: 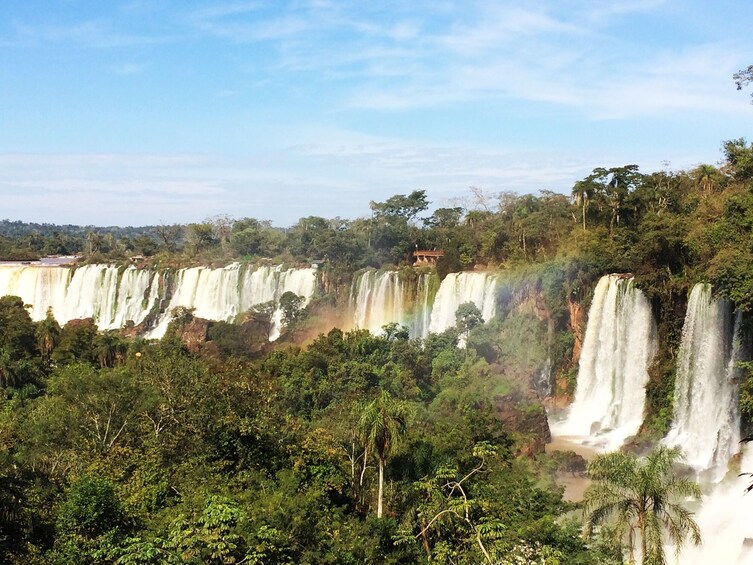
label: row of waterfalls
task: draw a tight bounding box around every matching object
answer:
[0,262,748,468]
[0,263,503,342]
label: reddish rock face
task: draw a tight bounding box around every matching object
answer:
[567,297,584,366]
[178,318,210,353]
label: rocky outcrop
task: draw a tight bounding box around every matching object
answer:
[493,394,551,456]
[177,318,210,353]
[567,297,584,365]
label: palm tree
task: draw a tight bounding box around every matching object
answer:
[36,307,60,369]
[358,390,410,518]
[583,446,701,564]
[572,179,595,231]
[692,164,718,197]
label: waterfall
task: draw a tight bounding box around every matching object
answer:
[411,273,432,338]
[671,445,753,565]
[664,284,742,480]
[427,272,498,334]
[552,275,656,450]
[534,356,552,398]
[0,264,158,329]
[0,263,317,341]
[146,264,318,339]
[348,270,495,339]
[350,270,406,335]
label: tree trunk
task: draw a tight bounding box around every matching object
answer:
[639,516,648,565]
[582,201,587,231]
[377,456,385,518]
[627,526,636,564]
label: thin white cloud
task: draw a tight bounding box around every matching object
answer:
[10,20,172,48]
[0,131,718,227]
[110,62,146,75]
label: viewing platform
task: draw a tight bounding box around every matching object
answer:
[412,250,444,266]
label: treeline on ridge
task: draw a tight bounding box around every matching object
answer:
[2,137,753,308]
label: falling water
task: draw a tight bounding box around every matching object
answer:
[146,264,318,339]
[349,270,436,338]
[350,270,406,335]
[0,263,317,340]
[349,270,497,339]
[427,272,498,334]
[534,356,552,398]
[664,283,742,480]
[411,273,432,338]
[0,264,160,329]
[551,275,657,450]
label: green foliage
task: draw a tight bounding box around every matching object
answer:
[722,138,753,181]
[56,475,128,539]
[52,318,99,366]
[738,361,753,420]
[9,147,753,562]
[279,291,306,329]
[0,296,40,388]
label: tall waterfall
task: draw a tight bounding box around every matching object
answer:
[412,273,432,338]
[552,275,657,450]
[664,283,742,479]
[0,263,317,340]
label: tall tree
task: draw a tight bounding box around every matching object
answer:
[572,178,595,231]
[583,447,701,565]
[357,390,410,518]
[734,65,753,101]
[36,307,61,370]
[0,296,39,388]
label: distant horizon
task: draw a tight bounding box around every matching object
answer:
[0,149,736,230]
[2,1,752,226]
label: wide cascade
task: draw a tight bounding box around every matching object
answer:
[552,275,656,450]
[664,283,742,479]
[0,264,160,330]
[0,263,317,340]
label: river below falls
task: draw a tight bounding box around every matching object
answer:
[545,434,597,502]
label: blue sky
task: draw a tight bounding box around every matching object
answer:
[1,0,752,227]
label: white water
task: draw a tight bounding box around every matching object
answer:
[428,272,498,335]
[350,271,406,335]
[664,284,742,481]
[146,264,318,339]
[0,264,159,330]
[412,273,432,338]
[349,270,497,340]
[551,275,656,451]
[671,447,753,565]
[0,263,317,340]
